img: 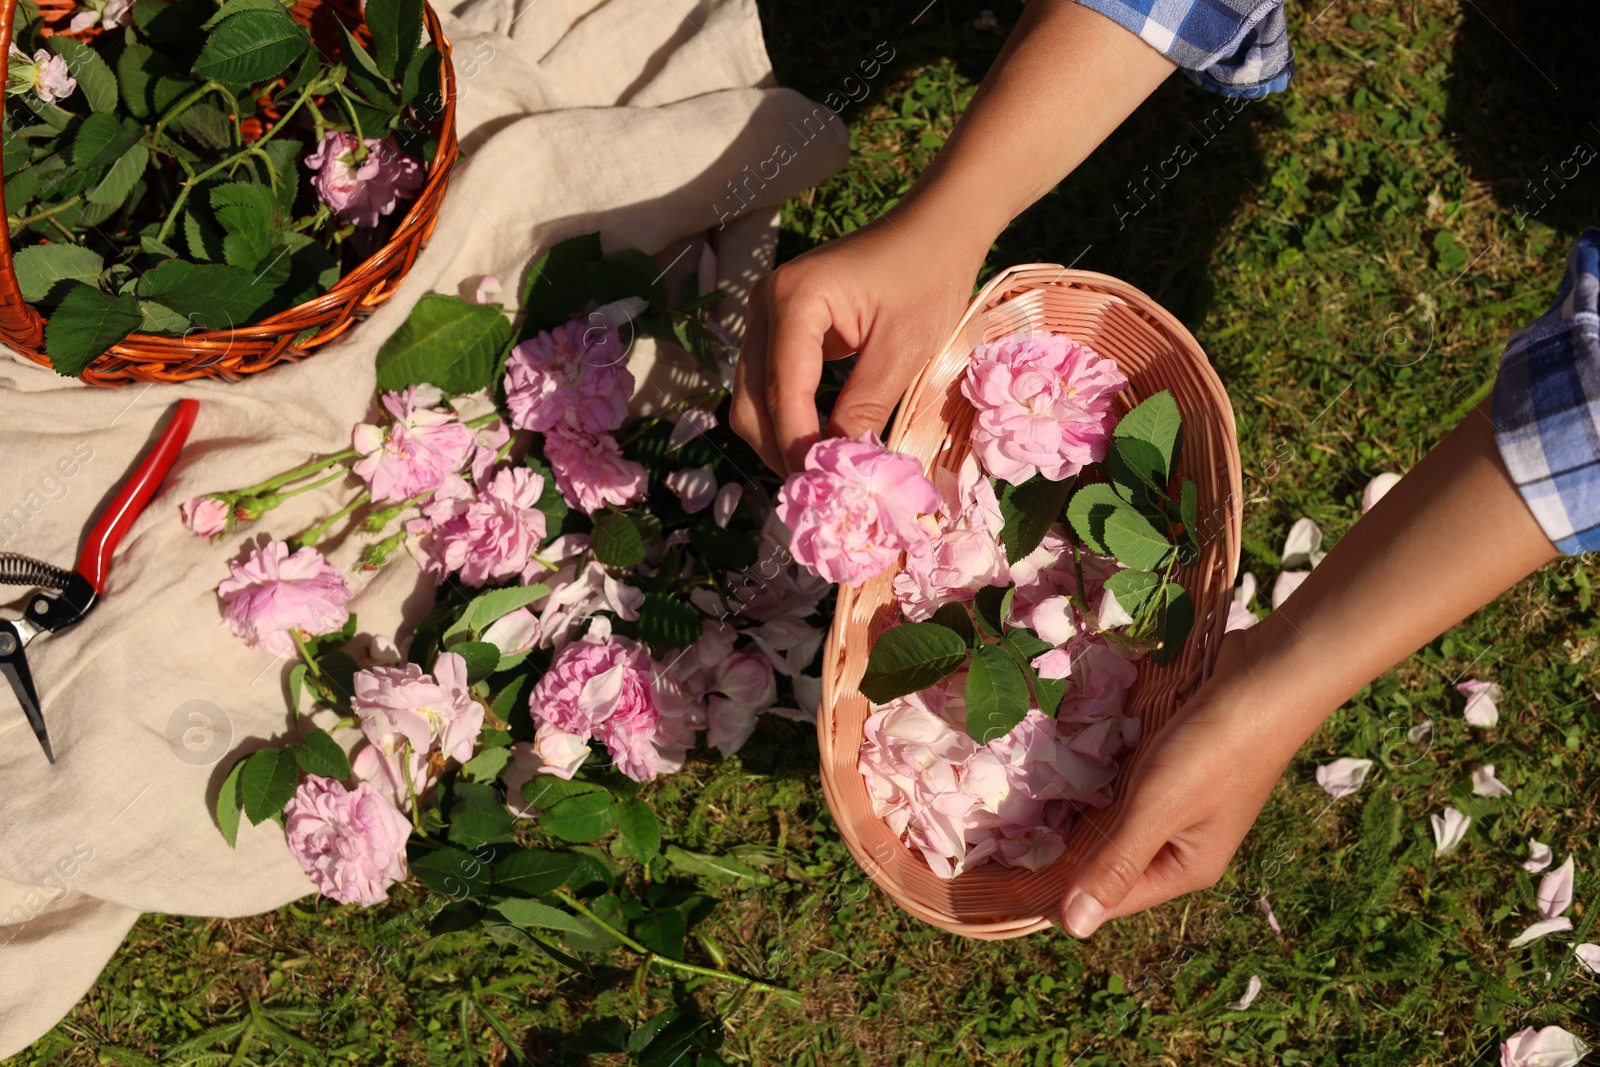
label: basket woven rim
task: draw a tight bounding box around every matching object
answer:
[816,263,1243,939]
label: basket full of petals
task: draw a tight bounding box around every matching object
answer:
[805,265,1242,938]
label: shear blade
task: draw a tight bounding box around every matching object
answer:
[0,622,52,763]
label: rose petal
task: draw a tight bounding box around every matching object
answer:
[1524,839,1555,873]
[1272,570,1309,609]
[1260,895,1282,936]
[1315,757,1373,798]
[1508,916,1574,949]
[1430,806,1471,855]
[1361,472,1402,513]
[1228,974,1262,1011]
[1456,678,1502,728]
[1574,943,1600,975]
[1538,855,1576,921]
[1281,517,1323,568]
[1499,1024,1590,1067]
[1472,764,1513,797]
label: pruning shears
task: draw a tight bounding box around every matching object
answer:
[0,399,199,763]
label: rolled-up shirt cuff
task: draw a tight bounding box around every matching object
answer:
[1070,0,1294,98]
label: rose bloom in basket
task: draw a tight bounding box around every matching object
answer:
[778,330,1198,879]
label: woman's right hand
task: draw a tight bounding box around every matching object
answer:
[730,215,987,477]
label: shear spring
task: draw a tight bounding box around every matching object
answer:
[0,553,72,591]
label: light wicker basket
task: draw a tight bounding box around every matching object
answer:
[818,265,1242,939]
[0,0,457,385]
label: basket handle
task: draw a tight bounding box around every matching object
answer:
[0,0,50,350]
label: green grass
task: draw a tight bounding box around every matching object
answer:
[11,1,1600,1064]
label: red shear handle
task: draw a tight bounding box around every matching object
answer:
[76,399,200,593]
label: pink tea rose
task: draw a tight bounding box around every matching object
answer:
[180,495,230,538]
[305,132,423,228]
[504,320,633,437]
[7,44,76,103]
[894,455,1008,621]
[217,541,352,657]
[543,427,647,514]
[415,464,549,586]
[68,0,132,31]
[530,634,663,781]
[351,651,481,764]
[284,776,411,905]
[352,386,476,503]
[961,331,1127,484]
[775,431,939,586]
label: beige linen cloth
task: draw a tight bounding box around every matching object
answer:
[0,0,846,1055]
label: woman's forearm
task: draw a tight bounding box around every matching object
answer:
[1223,398,1558,752]
[890,2,1177,256]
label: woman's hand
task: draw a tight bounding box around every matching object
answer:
[730,217,985,476]
[1058,627,1301,938]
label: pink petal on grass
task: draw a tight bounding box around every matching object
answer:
[1509,917,1574,948]
[1228,974,1263,1011]
[1315,757,1373,798]
[1272,570,1309,609]
[1361,472,1402,513]
[1473,764,1513,797]
[1499,1025,1590,1067]
[1574,944,1600,975]
[1281,517,1323,568]
[1524,839,1555,873]
[1260,895,1282,936]
[1430,806,1471,855]
[1538,856,1576,921]
[1456,678,1502,727]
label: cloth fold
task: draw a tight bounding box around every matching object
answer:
[0,0,846,1055]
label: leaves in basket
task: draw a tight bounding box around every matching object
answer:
[375,293,511,395]
[1066,483,1174,571]
[591,509,647,567]
[117,42,192,121]
[87,141,149,210]
[1000,627,1063,718]
[1103,569,1162,620]
[366,0,426,79]
[73,113,142,170]
[192,6,311,86]
[46,38,117,113]
[930,601,977,646]
[635,592,703,649]
[965,644,1030,744]
[1114,390,1182,480]
[135,260,277,330]
[858,622,969,704]
[971,584,1013,639]
[997,473,1074,564]
[44,283,142,377]
[14,245,105,305]
[1146,581,1194,667]
[211,182,283,272]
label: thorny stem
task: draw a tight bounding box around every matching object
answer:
[8,194,83,233]
[552,889,798,999]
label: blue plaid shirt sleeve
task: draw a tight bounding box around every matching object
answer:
[1069,0,1294,97]
[1492,228,1600,555]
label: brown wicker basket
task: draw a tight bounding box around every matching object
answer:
[0,0,458,384]
[818,265,1242,939]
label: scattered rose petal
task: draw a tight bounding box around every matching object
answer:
[1430,806,1471,855]
[666,464,717,513]
[1456,678,1502,727]
[1509,917,1574,949]
[1226,571,1259,632]
[1260,895,1282,936]
[1574,944,1600,974]
[1228,974,1262,1011]
[473,275,501,304]
[1408,719,1433,743]
[669,406,718,449]
[1525,840,1555,873]
[1315,757,1373,798]
[1473,764,1513,797]
[1272,570,1309,609]
[1361,472,1402,513]
[1538,856,1576,921]
[1281,517,1323,568]
[697,244,719,297]
[590,296,648,332]
[1097,588,1135,629]
[1499,1025,1590,1067]
[713,482,742,528]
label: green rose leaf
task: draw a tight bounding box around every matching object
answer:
[1102,569,1162,622]
[44,283,142,377]
[336,23,400,109]
[999,628,1063,718]
[661,845,773,886]
[216,757,246,848]
[591,509,646,567]
[411,847,492,899]
[965,644,1031,743]
[374,292,511,395]
[615,797,662,862]
[1066,483,1175,571]
[193,7,311,86]
[1148,581,1194,667]
[200,0,291,29]
[444,584,552,640]
[134,260,275,330]
[997,473,1074,564]
[211,182,282,271]
[971,584,1014,639]
[450,640,502,685]
[365,0,425,78]
[688,520,759,571]
[492,848,582,896]
[521,776,608,812]
[520,232,603,336]
[859,622,970,704]
[45,37,117,112]
[116,42,191,121]
[239,746,299,825]
[1113,390,1182,481]
[460,745,513,784]
[585,249,668,306]
[448,782,517,848]
[138,299,191,336]
[1103,436,1170,512]
[491,898,592,938]
[635,592,703,649]
[539,792,618,843]
[292,729,352,780]
[13,244,105,305]
[1177,478,1200,565]
[72,113,140,169]
[929,601,978,647]
[87,141,149,209]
